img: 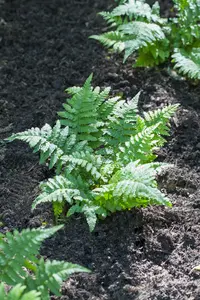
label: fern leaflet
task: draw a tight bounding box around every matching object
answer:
[0,226,89,299]
[172,48,200,80]
[93,161,171,213]
[25,259,89,299]
[0,226,63,286]
[0,284,41,300]
[32,175,82,209]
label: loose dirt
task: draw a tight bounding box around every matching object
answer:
[0,1,200,299]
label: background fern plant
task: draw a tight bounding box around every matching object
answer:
[91,0,200,80]
[0,225,89,300]
[7,75,178,231]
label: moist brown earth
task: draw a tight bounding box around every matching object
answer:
[0,0,200,299]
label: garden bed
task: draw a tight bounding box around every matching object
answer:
[0,0,200,299]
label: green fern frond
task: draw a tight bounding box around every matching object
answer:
[115,0,126,4]
[65,86,82,95]
[112,92,140,121]
[80,204,101,232]
[7,121,65,168]
[98,11,122,27]
[93,161,171,212]
[174,0,200,23]
[94,86,111,108]
[142,104,179,143]
[102,93,139,146]
[0,226,63,286]
[58,74,98,141]
[119,21,166,61]
[143,104,178,127]
[135,50,159,67]
[135,39,170,66]
[116,104,178,164]
[58,74,113,143]
[61,151,103,180]
[117,125,159,165]
[25,259,90,299]
[52,201,64,218]
[111,0,162,23]
[91,22,166,62]
[97,96,120,122]
[32,175,81,209]
[172,48,200,80]
[67,200,107,232]
[0,227,89,300]
[0,284,41,300]
[7,121,89,170]
[90,31,126,52]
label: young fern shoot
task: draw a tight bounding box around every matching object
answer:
[7,75,178,231]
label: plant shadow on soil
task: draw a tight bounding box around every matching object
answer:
[0,0,200,299]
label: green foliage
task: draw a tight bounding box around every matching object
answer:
[7,76,178,231]
[93,161,172,213]
[7,120,88,171]
[0,283,41,300]
[25,259,88,299]
[32,175,82,209]
[115,0,126,4]
[91,0,200,80]
[0,226,89,299]
[58,74,110,144]
[172,48,200,80]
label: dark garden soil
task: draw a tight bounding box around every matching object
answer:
[1,0,200,299]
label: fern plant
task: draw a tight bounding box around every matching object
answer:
[91,0,200,80]
[0,225,89,300]
[0,284,41,300]
[7,75,178,231]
